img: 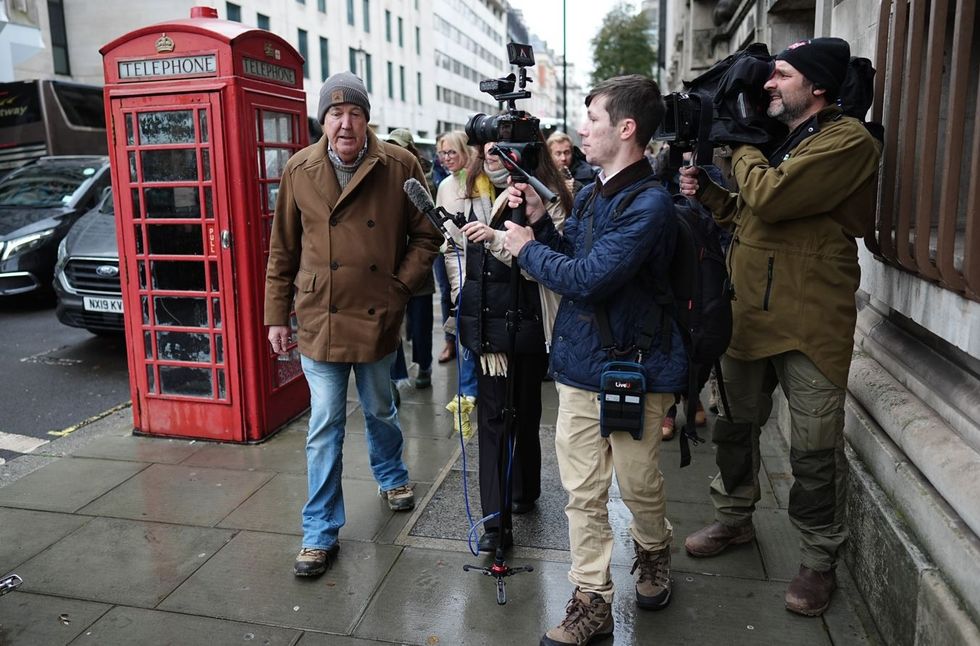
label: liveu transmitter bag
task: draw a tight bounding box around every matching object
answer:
[599,361,646,440]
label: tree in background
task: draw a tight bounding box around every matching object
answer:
[590,3,656,86]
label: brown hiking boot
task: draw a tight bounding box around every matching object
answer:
[632,541,672,610]
[684,521,755,557]
[380,484,415,511]
[540,588,613,645]
[785,565,837,616]
[292,544,339,577]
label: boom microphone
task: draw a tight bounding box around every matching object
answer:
[403,178,459,248]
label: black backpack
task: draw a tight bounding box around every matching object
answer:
[665,194,733,467]
[585,179,733,467]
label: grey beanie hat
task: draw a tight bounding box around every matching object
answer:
[317,71,371,123]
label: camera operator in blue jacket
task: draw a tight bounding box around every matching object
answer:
[502,75,687,646]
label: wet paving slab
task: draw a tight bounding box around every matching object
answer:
[158,531,401,634]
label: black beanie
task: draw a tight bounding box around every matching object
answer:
[775,37,850,99]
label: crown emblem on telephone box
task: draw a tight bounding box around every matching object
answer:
[155,34,175,53]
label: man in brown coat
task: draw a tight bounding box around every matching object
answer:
[264,72,441,577]
[679,38,881,616]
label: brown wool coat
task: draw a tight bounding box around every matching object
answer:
[698,107,882,388]
[264,131,442,363]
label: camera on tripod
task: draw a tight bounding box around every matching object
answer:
[465,43,540,147]
[463,43,556,204]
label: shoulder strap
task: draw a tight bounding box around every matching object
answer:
[587,178,666,357]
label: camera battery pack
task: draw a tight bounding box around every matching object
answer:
[599,361,646,440]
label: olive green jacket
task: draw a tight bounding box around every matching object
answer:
[698,107,881,387]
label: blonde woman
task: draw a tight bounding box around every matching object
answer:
[436,131,479,424]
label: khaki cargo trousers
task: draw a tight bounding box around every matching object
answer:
[710,351,848,572]
[555,383,674,601]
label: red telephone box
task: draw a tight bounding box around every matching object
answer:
[101,7,310,442]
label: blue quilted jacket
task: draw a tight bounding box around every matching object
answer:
[518,163,688,393]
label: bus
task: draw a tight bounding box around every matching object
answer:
[0,80,107,174]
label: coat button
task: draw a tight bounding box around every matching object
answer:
[483,307,490,312]
[330,262,339,270]
[558,336,563,341]
[329,305,338,313]
[368,308,375,315]
[330,218,338,226]
[370,264,377,271]
[367,220,375,227]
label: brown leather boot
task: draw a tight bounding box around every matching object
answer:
[684,521,755,557]
[785,565,836,616]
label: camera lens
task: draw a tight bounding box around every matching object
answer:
[464,113,499,146]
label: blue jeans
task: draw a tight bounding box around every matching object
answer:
[300,352,410,549]
[458,346,478,398]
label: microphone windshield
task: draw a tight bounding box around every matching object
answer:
[403,178,434,213]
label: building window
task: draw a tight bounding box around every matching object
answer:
[387,61,394,99]
[257,13,270,30]
[399,65,405,102]
[318,0,326,11]
[297,29,309,79]
[362,0,370,32]
[417,72,422,105]
[415,27,420,56]
[319,37,329,81]
[397,17,403,47]
[296,0,305,4]
[349,47,357,74]
[364,53,373,92]
[225,2,241,21]
[385,10,391,42]
[347,0,354,25]
[48,0,71,75]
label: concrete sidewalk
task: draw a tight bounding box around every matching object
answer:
[0,361,879,645]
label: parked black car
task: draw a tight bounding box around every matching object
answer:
[53,186,124,334]
[0,155,111,297]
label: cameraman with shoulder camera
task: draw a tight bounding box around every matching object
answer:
[679,38,881,617]
[502,75,687,646]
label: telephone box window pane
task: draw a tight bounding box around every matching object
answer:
[138,110,195,144]
[218,370,226,399]
[144,187,201,218]
[137,261,147,289]
[199,110,209,143]
[144,331,153,358]
[202,149,211,181]
[159,365,213,397]
[131,189,141,218]
[212,298,221,328]
[266,184,279,211]
[146,365,156,393]
[151,261,206,291]
[262,112,292,143]
[141,149,198,182]
[263,148,290,178]
[154,296,208,327]
[204,188,213,219]
[215,334,223,363]
[147,224,203,255]
[125,114,134,145]
[134,225,144,254]
[209,261,220,291]
[275,351,303,386]
[141,295,149,323]
[156,331,211,362]
[128,152,137,181]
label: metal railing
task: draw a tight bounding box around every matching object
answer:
[871,0,979,302]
